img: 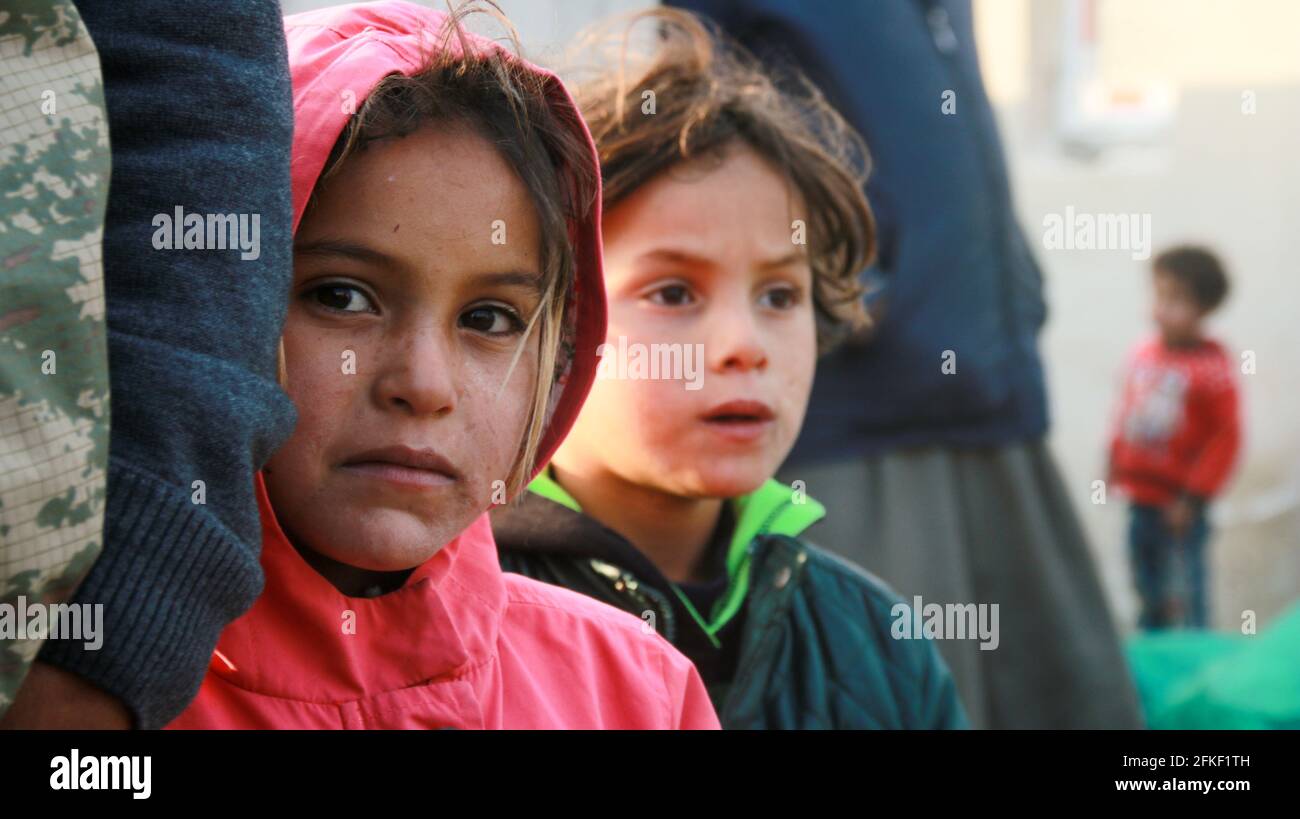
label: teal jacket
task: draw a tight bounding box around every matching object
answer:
[492,472,968,729]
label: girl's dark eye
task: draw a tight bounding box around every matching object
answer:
[759,285,801,310]
[648,284,694,307]
[311,284,374,313]
[460,305,524,336]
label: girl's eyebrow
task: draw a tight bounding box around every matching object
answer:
[294,238,397,269]
[295,240,541,292]
[476,270,543,294]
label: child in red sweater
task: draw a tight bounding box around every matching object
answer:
[1108,246,1242,630]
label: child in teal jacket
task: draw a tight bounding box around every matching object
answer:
[493,9,966,729]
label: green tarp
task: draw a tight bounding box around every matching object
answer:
[1127,602,1300,729]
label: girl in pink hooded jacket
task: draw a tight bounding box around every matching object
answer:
[167,0,718,729]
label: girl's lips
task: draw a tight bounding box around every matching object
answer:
[339,445,460,490]
[339,461,457,490]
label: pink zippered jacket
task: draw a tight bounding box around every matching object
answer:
[168,0,719,730]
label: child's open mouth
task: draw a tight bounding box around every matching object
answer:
[700,400,775,443]
[339,445,461,490]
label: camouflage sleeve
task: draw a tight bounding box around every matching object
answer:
[0,0,111,718]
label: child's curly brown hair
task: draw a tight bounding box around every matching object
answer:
[569,7,875,353]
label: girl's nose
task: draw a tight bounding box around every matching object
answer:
[373,328,457,417]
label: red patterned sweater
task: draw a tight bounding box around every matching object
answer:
[1108,335,1242,506]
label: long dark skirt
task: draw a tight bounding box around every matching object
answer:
[779,440,1143,729]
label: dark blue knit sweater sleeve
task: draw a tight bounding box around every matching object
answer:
[37,0,297,729]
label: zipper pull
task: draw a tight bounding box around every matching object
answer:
[210,648,237,673]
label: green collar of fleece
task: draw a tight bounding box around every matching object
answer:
[527,470,826,646]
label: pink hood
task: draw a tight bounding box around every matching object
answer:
[167,1,716,730]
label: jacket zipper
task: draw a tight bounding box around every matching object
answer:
[719,536,807,726]
[589,558,677,643]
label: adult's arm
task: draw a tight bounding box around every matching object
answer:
[31,0,297,729]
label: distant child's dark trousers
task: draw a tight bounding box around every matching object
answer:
[1128,502,1211,630]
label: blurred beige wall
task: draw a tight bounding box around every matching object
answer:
[282,0,653,64]
[976,0,1300,106]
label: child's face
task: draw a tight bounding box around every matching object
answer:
[267,125,543,572]
[554,144,816,499]
[1153,269,1205,345]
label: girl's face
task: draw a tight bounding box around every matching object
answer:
[267,124,543,573]
[553,144,816,499]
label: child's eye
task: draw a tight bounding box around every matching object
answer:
[646,283,695,307]
[460,304,525,336]
[759,284,802,310]
[310,283,375,314]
